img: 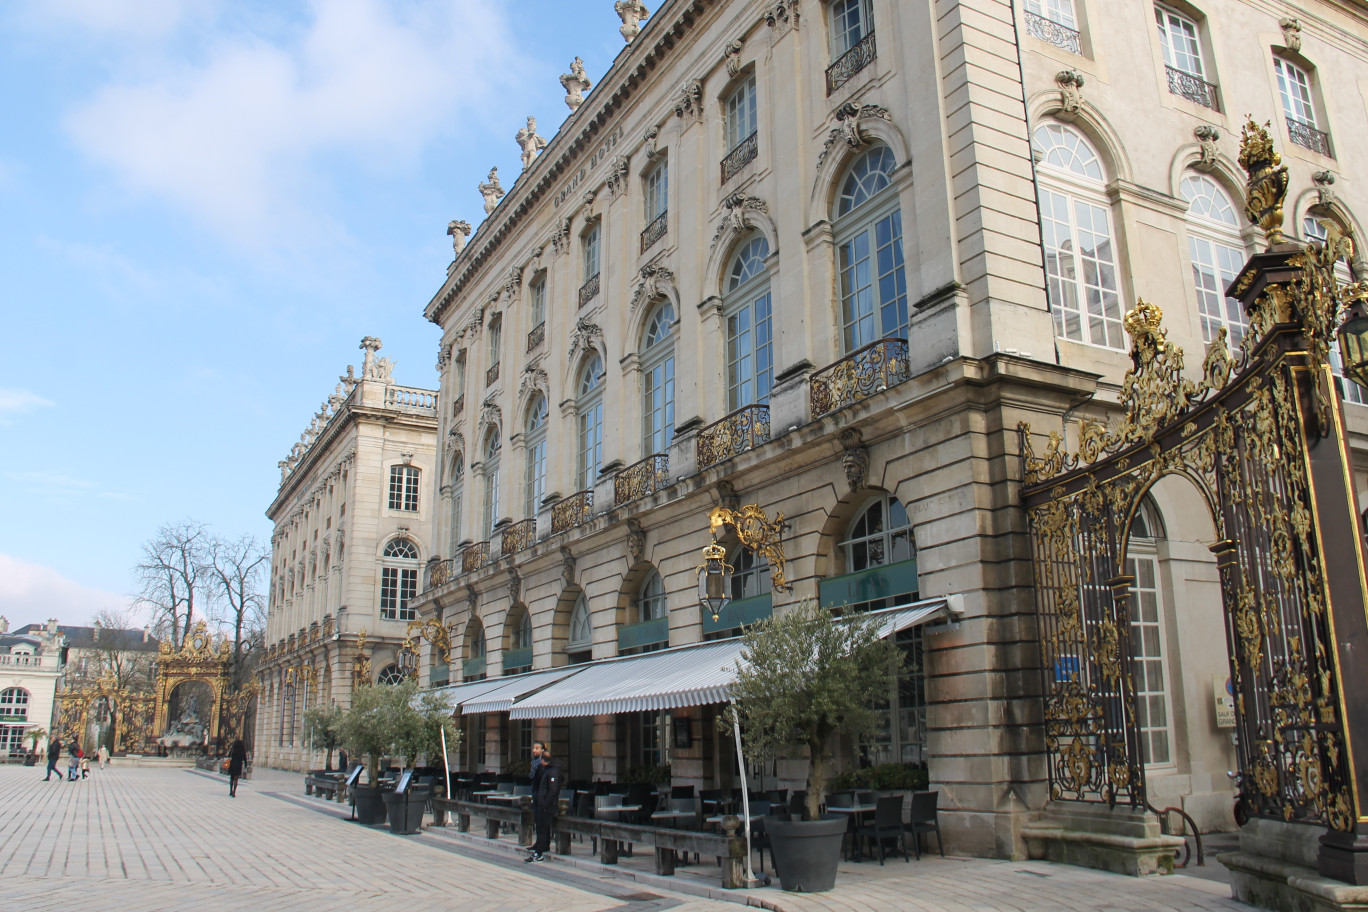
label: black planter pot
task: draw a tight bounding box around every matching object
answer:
[766,817,848,892]
[352,786,390,825]
[384,788,430,834]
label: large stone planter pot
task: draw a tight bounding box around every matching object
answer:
[766,817,848,892]
[352,786,390,826]
[384,788,430,835]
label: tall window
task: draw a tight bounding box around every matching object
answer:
[380,538,420,620]
[1181,174,1247,346]
[1305,216,1367,405]
[830,0,872,56]
[514,611,533,650]
[524,396,548,518]
[467,621,487,682]
[645,160,668,223]
[584,224,600,281]
[1275,58,1329,155]
[725,236,774,409]
[1034,123,1125,349]
[567,593,592,657]
[725,75,758,153]
[1156,6,1217,109]
[1127,500,1172,765]
[529,277,546,343]
[450,453,464,549]
[388,465,420,512]
[641,302,676,455]
[836,145,908,352]
[638,570,668,621]
[487,314,502,384]
[482,431,501,535]
[576,354,605,490]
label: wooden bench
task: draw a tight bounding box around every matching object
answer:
[304,771,345,802]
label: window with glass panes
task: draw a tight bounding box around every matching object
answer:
[829,0,872,56]
[1034,123,1125,349]
[1025,0,1076,28]
[583,224,601,281]
[638,571,668,622]
[576,355,605,490]
[1127,503,1172,765]
[482,432,501,535]
[530,278,546,329]
[645,161,668,222]
[525,396,548,518]
[725,236,773,409]
[1181,174,1247,346]
[380,538,419,620]
[1155,6,1204,78]
[1275,58,1317,129]
[725,75,758,152]
[843,494,916,573]
[450,454,464,548]
[641,302,676,455]
[863,627,927,765]
[836,146,908,352]
[568,594,592,655]
[730,548,771,599]
[388,465,421,512]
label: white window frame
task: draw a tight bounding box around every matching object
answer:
[641,302,676,455]
[1274,57,1318,129]
[530,277,546,329]
[583,223,601,282]
[380,538,420,621]
[1181,174,1248,347]
[829,0,873,57]
[576,354,605,491]
[1155,5,1205,79]
[388,464,421,512]
[567,593,592,653]
[842,493,916,572]
[482,432,501,536]
[835,145,908,353]
[1126,503,1174,767]
[645,160,668,223]
[524,396,548,518]
[637,571,668,622]
[725,235,774,410]
[1025,0,1077,29]
[725,74,758,153]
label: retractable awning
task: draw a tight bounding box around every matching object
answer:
[506,596,957,720]
[423,677,509,712]
[459,666,584,715]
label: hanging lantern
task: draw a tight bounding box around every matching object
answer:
[696,540,733,622]
[1338,283,1368,389]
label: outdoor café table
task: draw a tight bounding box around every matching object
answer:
[826,804,878,862]
[595,804,642,857]
[470,789,504,803]
[485,792,526,806]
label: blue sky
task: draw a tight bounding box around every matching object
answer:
[0,0,627,630]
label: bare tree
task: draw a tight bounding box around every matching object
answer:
[135,520,209,649]
[205,533,269,692]
[85,606,156,691]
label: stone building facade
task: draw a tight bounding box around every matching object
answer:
[0,619,63,757]
[400,0,1364,860]
[255,339,438,771]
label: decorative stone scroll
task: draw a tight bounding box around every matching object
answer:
[629,264,675,315]
[675,79,703,123]
[816,102,892,174]
[724,39,744,77]
[1056,70,1085,117]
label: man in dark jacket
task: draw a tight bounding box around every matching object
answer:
[43,736,62,782]
[524,742,562,862]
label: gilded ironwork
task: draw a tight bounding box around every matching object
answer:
[462,541,491,572]
[352,628,372,686]
[809,337,909,417]
[404,617,455,665]
[426,558,455,591]
[1239,119,1290,249]
[1018,234,1357,826]
[614,454,670,506]
[709,504,791,592]
[486,360,500,386]
[552,490,594,533]
[825,31,877,94]
[697,404,771,469]
[501,518,536,555]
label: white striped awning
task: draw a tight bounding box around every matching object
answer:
[422,677,508,712]
[459,667,585,716]
[506,596,955,720]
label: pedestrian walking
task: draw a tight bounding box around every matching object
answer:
[97,744,109,769]
[80,753,90,779]
[43,736,63,781]
[66,743,81,781]
[524,741,562,863]
[228,739,248,798]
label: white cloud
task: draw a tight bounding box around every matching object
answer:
[4,470,133,502]
[0,554,131,630]
[13,0,199,41]
[62,0,519,251]
[0,388,54,424]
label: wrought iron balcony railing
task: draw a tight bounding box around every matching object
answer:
[500,518,536,556]
[486,361,500,387]
[527,321,545,352]
[826,31,876,94]
[640,211,668,254]
[462,541,491,573]
[1165,66,1220,111]
[614,454,669,507]
[697,404,771,469]
[1023,11,1080,55]
[451,394,465,419]
[578,273,600,308]
[1287,117,1332,157]
[551,489,594,534]
[809,337,910,418]
[425,558,455,592]
[720,132,758,184]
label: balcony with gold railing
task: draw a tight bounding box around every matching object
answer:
[486,361,500,387]
[500,519,536,557]
[809,337,910,418]
[424,558,455,592]
[614,454,669,507]
[462,542,491,573]
[640,211,668,254]
[551,490,594,534]
[721,132,758,184]
[697,404,771,470]
[826,31,876,94]
[527,322,545,352]
[578,273,601,308]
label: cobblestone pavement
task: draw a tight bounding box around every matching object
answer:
[0,764,1252,912]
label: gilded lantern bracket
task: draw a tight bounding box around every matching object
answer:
[708,504,791,591]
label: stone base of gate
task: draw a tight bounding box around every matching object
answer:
[1221,820,1368,912]
[1022,802,1184,876]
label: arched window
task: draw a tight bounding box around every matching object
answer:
[450,452,465,549]
[1181,174,1248,346]
[1126,497,1172,765]
[513,611,533,650]
[730,548,771,600]
[376,663,407,685]
[725,235,774,409]
[482,430,501,535]
[1034,123,1125,349]
[625,571,670,655]
[0,687,29,720]
[506,609,533,674]
[380,538,420,621]
[567,593,592,655]
[835,145,908,352]
[842,494,916,572]
[641,302,676,455]
[637,571,668,622]
[525,396,548,518]
[576,354,605,491]
[465,621,487,682]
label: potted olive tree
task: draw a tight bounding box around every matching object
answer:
[339,682,410,824]
[729,601,902,892]
[385,687,461,835]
